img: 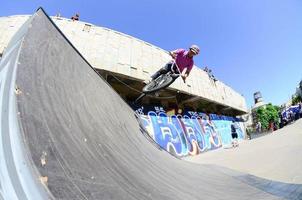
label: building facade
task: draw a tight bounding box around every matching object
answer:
[0,15,247,116]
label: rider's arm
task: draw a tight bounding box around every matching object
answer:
[181,68,188,77]
[169,49,186,59]
[180,68,189,82]
[183,63,193,79]
[169,50,177,59]
[183,72,189,82]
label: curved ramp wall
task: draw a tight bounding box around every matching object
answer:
[0,15,247,113]
[1,8,301,200]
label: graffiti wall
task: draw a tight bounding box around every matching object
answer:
[135,105,245,157]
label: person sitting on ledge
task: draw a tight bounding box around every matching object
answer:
[71,13,80,21]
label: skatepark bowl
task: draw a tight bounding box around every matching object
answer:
[0,8,302,200]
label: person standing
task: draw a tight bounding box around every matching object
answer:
[269,121,274,132]
[256,121,262,133]
[299,103,302,119]
[246,128,251,140]
[231,120,239,147]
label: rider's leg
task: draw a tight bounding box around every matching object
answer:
[151,62,173,80]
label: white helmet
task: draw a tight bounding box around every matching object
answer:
[190,44,200,55]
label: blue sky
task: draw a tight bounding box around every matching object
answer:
[2,0,302,108]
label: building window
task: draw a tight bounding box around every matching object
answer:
[83,24,91,32]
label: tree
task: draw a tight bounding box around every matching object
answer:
[256,103,279,130]
[292,95,302,105]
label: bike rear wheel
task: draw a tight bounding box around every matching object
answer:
[142,74,175,93]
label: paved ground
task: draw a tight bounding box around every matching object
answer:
[184,119,302,184]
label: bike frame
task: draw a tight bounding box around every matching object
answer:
[170,59,185,83]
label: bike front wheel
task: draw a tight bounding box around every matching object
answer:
[142,74,175,93]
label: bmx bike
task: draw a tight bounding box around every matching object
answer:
[135,60,185,103]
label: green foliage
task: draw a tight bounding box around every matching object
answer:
[256,103,279,130]
[292,95,302,105]
[274,105,280,112]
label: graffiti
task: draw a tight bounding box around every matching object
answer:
[136,106,245,157]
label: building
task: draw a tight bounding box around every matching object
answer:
[251,91,267,126]
[0,10,251,157]
[0,14,247,116]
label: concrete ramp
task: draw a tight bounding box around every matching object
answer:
[0,8,301,200]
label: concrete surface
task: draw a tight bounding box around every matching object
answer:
[184,119,302,184]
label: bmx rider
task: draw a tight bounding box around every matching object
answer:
[145,45,200,83]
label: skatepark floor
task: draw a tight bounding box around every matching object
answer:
[184,119,302,184]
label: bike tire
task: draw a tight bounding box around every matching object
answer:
[142,74,175,93]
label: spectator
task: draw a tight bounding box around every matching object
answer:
[246,128,251,140]
[295,109,300,120]
[273,122,278,131]
[286,111,290,121]
[256,121,261,133]
[71,13,80,21]
[203,66,217,82]
[231,120,239,147]
[290,110,295,122]
[208,69,217,82]
[278,114,283,128]
[269,121,274,132]
[208,69,213,78]
[299,103,302,119]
